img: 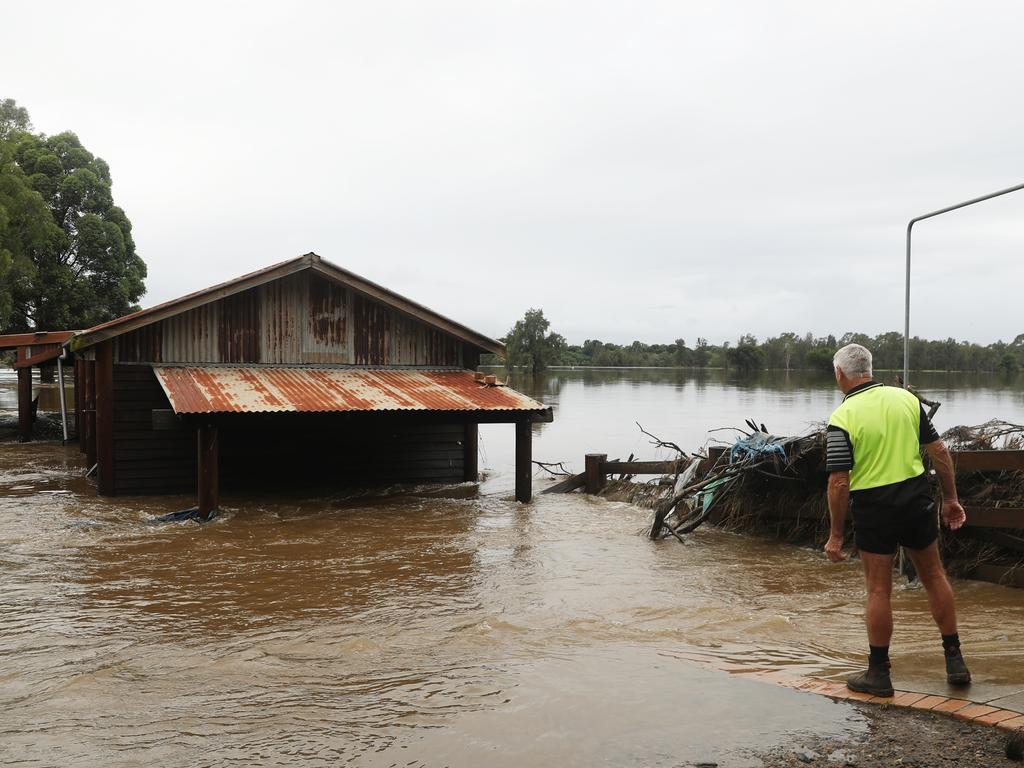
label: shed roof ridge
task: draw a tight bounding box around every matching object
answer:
[69,252,505,357]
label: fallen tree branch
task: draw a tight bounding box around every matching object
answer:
[636,422,685,456]
[533,460,572,477]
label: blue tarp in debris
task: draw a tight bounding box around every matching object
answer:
[729,433,787,464]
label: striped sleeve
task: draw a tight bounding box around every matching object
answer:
[919,405,940,444]
[825,425,854,472]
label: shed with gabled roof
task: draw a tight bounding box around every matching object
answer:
[69,252,551,515]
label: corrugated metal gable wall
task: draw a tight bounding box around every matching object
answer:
[114,272,465,367]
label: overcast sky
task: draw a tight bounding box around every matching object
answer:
[7,1,1024,345]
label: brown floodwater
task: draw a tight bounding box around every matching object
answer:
[2,368,1024,766]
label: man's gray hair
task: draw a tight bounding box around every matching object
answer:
[833,343,873,378]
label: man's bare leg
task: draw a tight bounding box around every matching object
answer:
[860,551,895,646]
[846,550,897,696]
[906,541,971,684]
[905,541,957,634]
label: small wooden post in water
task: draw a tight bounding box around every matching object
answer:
[585,453,607,494]
[17,364,32,442]
[515,421,532,502]
[197,422,220,520]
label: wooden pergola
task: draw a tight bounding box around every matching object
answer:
[0,331,77,442]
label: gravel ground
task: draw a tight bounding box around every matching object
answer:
[754,702,1021,767]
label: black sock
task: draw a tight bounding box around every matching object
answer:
[869,644,890,666]
[942,633,961,654]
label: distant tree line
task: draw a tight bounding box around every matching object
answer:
[493,310,1023,375]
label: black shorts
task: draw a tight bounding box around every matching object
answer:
[852,498,939,555]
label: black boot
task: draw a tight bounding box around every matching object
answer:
[946,648,971,686]
[847,662,894,697]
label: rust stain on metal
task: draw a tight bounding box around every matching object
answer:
[115,323,163,363]
[219,289,261,363]
[308,276,346,346]
[152,366,547,415]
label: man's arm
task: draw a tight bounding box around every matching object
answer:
[925,439,966,530]
[825,470,850,562]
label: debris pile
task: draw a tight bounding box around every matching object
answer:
[634,418,1024,584]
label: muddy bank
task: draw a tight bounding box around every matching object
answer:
[754,701,1018,767]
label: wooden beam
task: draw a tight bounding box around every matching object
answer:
[13,344,65,369]
[73,359,83,448]
[585,453,608,495]
[84,360,97,467]
[0,331,75,349]
[95,341,115,495]
[197,423,219,520]
[965,563,1024,588]
[952,450,1024,472]
[599,459,683,476]
[463,422,478,481]
[962,506,1024,529]
[961,527,1024,552]
[179,407,553,427]
[541,472,586,494]
[515,421,532,502]
[17,366,32,442]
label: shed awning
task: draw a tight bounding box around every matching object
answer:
[152,366,549,417]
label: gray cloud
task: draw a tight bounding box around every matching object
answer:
[8,0,1024,345]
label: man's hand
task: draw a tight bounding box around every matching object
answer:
[825,533,847,562]
[941,499,966,530]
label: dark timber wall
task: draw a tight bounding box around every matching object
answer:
[110,365,468,496]
[113,364,195,494]
[217,416,466,490]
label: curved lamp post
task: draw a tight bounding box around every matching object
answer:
[904,181,1024,386]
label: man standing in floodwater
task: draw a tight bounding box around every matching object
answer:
[824,343,971,698]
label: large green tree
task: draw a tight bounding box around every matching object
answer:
[503,308,567,374]
[0,99,146,334]
[0,100,60,331]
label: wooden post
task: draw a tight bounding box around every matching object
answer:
[585,453,607,495]
[463,422,479,481]
[84,360,97,468]
[514,421,532,503]
[74,358,83,448]
[197,422,219,520]
[95,341,115,496]
[17,365,32,442]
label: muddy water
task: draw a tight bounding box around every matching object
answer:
[2,367,1024,766]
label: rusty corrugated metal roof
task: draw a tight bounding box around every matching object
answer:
[153,366,547,415]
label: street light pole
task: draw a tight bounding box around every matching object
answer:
[904,181,1024,386]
